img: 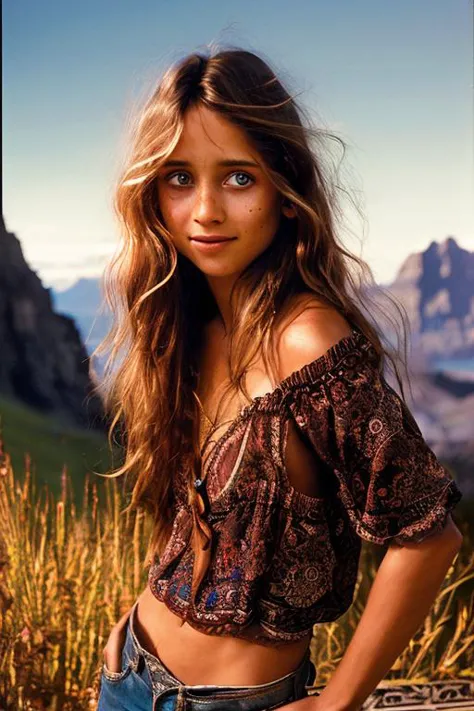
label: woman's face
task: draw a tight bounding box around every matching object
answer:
[156,104,294,280]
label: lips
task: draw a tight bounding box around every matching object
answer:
[190,236,236,243]
[189,236,237,253]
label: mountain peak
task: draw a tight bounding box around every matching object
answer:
[394,236,465,283]
[388,236,474,350]
[439,235,459,253]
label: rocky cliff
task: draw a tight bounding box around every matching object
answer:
[385,236,474,360]
[0,215,104,430]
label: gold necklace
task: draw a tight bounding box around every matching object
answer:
[193,389,235,456]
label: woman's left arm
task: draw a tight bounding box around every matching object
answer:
[282,515,463,711]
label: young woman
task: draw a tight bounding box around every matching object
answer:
[94,47,463,711]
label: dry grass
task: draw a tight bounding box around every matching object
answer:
[0,443,472,710]
[0,446,151,710]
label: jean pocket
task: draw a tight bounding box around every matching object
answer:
[102,656,135,684]
[102,640,138,685]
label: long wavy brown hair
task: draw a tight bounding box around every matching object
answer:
[91,45,412,575]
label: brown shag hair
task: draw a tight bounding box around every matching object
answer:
[90,45,412,577]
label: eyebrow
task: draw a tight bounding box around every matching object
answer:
[162,159,260,168]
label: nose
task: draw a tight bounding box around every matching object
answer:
[193,185,225,225]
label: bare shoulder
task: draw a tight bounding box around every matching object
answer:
[275,293,354,380]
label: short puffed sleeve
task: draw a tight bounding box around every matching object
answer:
[282,331,463,546]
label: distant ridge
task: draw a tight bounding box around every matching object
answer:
[51,277,111,355]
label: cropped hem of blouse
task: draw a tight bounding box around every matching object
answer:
[148,326,463,645]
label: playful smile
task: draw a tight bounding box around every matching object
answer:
[189,237,237,251]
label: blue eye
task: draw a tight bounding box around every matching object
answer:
[227,172,255,187]
[165,171,255,188]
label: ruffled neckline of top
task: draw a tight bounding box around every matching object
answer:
[236,326,371,420]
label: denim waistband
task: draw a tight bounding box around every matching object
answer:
[125,600,317,711]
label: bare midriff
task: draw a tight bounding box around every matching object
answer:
[133,585,312,686]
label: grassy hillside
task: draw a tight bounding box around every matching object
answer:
[0,396,122,509]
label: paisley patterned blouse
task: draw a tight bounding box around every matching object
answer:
[147,327,463,645]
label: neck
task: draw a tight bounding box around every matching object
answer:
[205,273,239,335]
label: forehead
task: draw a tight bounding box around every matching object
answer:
[172,105,258,163]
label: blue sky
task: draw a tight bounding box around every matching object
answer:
[3,0,473,290]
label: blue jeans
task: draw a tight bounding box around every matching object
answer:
[98,601,317,711]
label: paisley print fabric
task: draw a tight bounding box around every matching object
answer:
[148,327,463,645]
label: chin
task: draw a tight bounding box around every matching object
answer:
[198,265,242,278]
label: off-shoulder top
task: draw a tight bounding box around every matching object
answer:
[147,327,463,646]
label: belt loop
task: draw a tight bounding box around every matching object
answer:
[175,684,186,711]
